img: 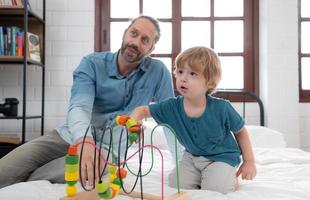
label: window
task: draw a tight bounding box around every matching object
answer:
[299,0,310,102]
[95,0,259,95]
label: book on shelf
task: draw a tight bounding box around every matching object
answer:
[27,32,41,62]
[0,0,31,9]
[0,26,41,63]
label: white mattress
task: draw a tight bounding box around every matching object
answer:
[1,147,310,200]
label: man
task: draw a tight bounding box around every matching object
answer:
[0,15,174,188]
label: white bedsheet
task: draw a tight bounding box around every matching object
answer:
[1,147,310,200]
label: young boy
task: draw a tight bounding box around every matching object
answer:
[130,46,256,194]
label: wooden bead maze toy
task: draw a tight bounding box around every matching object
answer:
[60,115,189,200]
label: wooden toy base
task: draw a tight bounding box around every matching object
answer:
[60,189,189,200]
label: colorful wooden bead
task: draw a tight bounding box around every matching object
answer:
[128,125,140,133]
[65,164,78,173]
[66,185,77,197]
[117,168,127,179]
[128,133,139,143]
[109,174,117,182]
[110,184,120,198]
[115,115,121,125]
[111,183,120,192]
[65,155,79,165]
[65,171,79,181]
[108,165,117,174]
[117,115,130,126]
[68,145,78,156]
[112,178,121,186]
[66,180,77,186]
[125,118,137,129]
[95,180,109,194]
[98,188,112,199]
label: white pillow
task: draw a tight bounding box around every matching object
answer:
[245,125,287,148]
[141,120,170,150]
[141,122,287,149]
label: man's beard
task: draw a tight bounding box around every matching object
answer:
[120,43,145,63]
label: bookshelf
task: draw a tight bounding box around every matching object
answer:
[0,0,45,148]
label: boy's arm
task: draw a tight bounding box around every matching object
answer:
[234,127,257,180]
[130,105,151,122]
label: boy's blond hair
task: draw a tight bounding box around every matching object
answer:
[174,46,222,94]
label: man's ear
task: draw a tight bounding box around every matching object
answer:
[147,44,155,55]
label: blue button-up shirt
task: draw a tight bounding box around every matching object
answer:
[56,51,174,144]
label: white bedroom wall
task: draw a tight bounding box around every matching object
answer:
[1,0,310,151]
[260,0,301,148]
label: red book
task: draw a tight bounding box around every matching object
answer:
[17,31,23,56]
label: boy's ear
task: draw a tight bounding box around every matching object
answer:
[206,82,216,89]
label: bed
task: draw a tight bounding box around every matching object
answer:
[1,90,310,200]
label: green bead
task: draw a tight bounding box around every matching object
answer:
[128,133,138,143]
[98,188,111,199]
[65,155,79,164]
[112,178,121,186]
[66,180,77,186]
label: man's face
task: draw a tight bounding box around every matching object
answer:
[120,18,157,64]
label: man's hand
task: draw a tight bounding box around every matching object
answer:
[74,136,105,187]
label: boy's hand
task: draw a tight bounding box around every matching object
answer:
[236,160,256,180]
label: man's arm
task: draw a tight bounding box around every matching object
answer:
[68,57,96,143]
[67,57,99,186]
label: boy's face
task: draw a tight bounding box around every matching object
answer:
[175,63,210,99]
[120,18,156,64]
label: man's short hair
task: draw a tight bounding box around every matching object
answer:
[128,15,161,43]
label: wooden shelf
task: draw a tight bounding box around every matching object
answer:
[0,115,43,120]
[0,134,21,145]
[0,56,43,66]
[0,6,44,24]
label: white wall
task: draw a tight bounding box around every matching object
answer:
[1,0,310,150]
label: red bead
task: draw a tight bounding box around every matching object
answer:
[128,125,140,133]
[117,168,127,179]
[68,145,78,156]
[118,115,130,126]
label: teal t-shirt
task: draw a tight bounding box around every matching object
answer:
[149,95,244,167]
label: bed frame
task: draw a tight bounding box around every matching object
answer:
[214,89,265,126]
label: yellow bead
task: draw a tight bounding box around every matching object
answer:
[115,115,121,125]
[111,183,120,191]
[65,171,79,181]
[110,185,120,198]
[66,185,77,197]
[109,174,117,182]
[108,165,117,174]
[126,118,137,128]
